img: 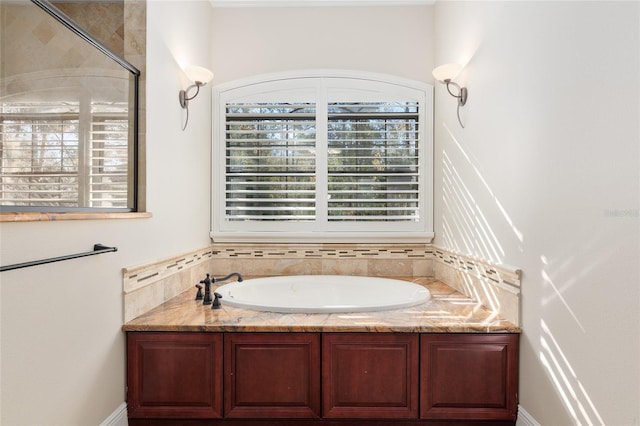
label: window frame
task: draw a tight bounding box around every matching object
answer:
[212,70,433,243]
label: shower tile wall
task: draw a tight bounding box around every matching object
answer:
[51,1,125,56]
[2,2,124,81]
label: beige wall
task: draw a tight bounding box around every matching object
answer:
[211,5,435,85]
[432,2,640,425]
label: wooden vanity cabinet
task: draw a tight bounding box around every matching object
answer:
[224,333,321,419]
[127,332,223,419]
[322,333,419,419]
[127,331,519,424]
[420,333,519,421]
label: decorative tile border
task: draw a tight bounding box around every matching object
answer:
[206,243,434,281]
[432,247,521,290]
[210,243,433,259]
[123,246,215,294]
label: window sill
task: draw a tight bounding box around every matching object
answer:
[0,211,152,223]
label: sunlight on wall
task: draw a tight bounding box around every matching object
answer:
[440,123,528,265]
[540,319,605,426]
[442,149,503,262]
[442,124,523,249]
[540,255,585,333]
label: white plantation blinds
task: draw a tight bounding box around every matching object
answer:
[225,103,316,221]
[327,102,419,222]
[213,73,433,242]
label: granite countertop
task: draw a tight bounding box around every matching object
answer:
[123,277,520,333]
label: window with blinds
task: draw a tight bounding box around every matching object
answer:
[327,102,419,222]
[225,103,317,221]
[0,103,131,211]
[213,73,433,242]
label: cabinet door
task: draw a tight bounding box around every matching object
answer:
[127,332,223,419]
[224,333,321,418]
[322,333,419,419]
[420,333,519,420]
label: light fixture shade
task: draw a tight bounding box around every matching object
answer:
[432,63,463,83]
[184,65,214,84]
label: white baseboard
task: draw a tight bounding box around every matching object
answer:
[100,402,128,426]
[517,405,541,426]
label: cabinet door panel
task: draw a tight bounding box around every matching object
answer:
[420,334,519,420]
[127,332,223,419]
[323,333,419,419]
[224,333,321,418]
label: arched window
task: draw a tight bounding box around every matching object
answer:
[212,71,433,243]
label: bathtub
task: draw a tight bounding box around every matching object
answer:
[215,275,431,313]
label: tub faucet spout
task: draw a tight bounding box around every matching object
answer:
[213,272,243,284]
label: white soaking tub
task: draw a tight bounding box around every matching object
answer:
[214,275,431,313]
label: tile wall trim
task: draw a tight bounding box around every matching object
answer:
[210,243,433,259]
[122,246,214,294]
[432,246,521,291]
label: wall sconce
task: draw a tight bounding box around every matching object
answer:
[179,65,214,130]
[432,63,468,128]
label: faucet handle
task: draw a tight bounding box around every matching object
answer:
[195,284,203,300]
[212,292,223,310]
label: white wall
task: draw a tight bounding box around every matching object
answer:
[433,2,640,425]
[211,5,434,84]
[0,1,214,424]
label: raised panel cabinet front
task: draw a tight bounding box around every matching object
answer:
[127,332,223,419]
[224,333,321,419]
[420,333,519,420]
[322,333,419,419]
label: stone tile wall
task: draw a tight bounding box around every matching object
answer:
[123,247,214,322]
[208,243,434,277]
[123,243,521,325]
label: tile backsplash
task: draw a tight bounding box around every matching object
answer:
[208,243,434,278]
[123,243,521,325]
[432,247,521,326]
